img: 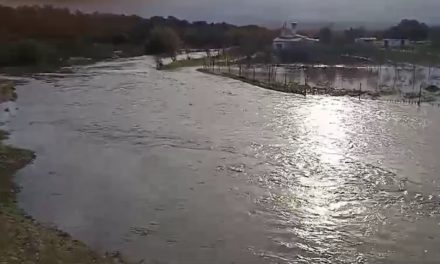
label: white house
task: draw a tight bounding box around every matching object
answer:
[383,39,410,48]
[273,22,318,51]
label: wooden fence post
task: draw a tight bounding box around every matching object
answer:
[268,65,271,83]
[412,64,416,91]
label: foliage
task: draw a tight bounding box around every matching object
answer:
[344,27,367,43]
[384,19,429,41]
[145,27,182,56]
[0,4,273,50]
[161,57,207,70]
[0,40,59,66]
[318,27,333,44]
[429,26,440,49]
[227,26,276,56]
[0,4,275,68]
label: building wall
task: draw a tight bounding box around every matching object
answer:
[273,40,300,51]
[273,41,285,51]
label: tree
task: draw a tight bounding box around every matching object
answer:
[144,27,182,57]
[344,27,366,43]
[318,27,333,44]
[384,19,429,41]
[429,26,440,50]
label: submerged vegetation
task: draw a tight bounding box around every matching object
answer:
[198,68,310,96]
[198,66,380,99]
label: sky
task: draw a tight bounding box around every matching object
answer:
[1,0,439,27]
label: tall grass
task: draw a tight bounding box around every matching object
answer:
[0,40,59,67]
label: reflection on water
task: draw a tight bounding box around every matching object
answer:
[256,97,440,263]
[305,65,440,98]
[4,56,440,264]
[233,64,440,100]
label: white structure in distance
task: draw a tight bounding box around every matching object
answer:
[273,22,318,51]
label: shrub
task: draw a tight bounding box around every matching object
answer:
[144,27,182,57]
[0,40,59,67]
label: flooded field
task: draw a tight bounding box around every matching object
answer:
[223,63,440,101]
[2,56,440,263]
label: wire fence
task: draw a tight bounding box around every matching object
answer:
[199,59,440,107]
[202,62,383,99]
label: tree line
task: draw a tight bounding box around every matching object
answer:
[317,19,435,45]
[0,4,275,67]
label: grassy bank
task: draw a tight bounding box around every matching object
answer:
[197,68,381,98]
[0,39,145,75]
[161,57,207,70]
[0,80,17,102]
[197,68,309,95]
[0,81,126,264]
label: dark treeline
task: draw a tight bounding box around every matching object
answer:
[0,4,275,67]
[314,20,433,45]
[383,19,429,41]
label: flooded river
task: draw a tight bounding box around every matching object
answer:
[3,56,440,263]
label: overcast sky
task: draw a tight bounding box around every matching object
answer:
[1,0,439,27]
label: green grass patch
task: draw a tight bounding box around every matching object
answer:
[0,80,17,103]
[197,68,309,95]
[161,57,207,70]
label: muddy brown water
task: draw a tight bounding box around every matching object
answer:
[3,56,440,263]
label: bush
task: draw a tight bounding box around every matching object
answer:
[0,40,59,67]
[144,27,181,57]
[318,27,333,44]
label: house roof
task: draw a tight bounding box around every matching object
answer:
[274,34,318,42]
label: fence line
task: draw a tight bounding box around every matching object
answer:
[200,59,440,108]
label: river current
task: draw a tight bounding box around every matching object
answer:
[3,56,440,264]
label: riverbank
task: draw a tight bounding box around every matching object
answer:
[161,57,207,70]
[197,68,309,95]
[160,51,231,70]
[0,80,126,264]
[197,68,382,98]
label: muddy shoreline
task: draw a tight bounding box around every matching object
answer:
[0,79,127,264]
